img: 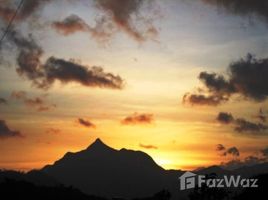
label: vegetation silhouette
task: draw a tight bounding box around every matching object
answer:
[0,178,172,200]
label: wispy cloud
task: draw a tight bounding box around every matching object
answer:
[94,0,158,42]
[11,91,56,112]
[139,143,158,149]
[0,120,23,139]
[78,118,96,129]
[52,14,115,44]
[121,113,154,125]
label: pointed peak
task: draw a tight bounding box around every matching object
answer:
[94,138,104,144]
[86,138,115,152]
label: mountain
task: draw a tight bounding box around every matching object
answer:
[42,139,169,199]
[40,138,268,200]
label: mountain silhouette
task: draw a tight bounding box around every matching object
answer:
[38,138,268,199]
[42,138,169,198]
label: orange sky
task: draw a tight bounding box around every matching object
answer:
[0,0,268,172]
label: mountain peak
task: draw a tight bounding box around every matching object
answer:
[86,138,115,152]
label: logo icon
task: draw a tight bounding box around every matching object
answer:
[179,171,197,190]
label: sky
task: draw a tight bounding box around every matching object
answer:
[0,0,268,171]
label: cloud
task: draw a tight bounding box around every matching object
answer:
[11,91,56,112]
[183,93,227,106]
[220,147,268,170]
[52,14,115,43]
[184,54,268,106]
[216,144,226,151]
[42,57,124,89]
[217,111,268,134]
[0,5,14,22]
[216,144,239,157]
[94,0,158,42]
[52,14,89,35]
[121,113,154,125]
[216,112,234,124]
[5,29,124,90]
[254,108,266,123]
[202,0,268,23]
[0,120,23,139]
[78,118,96,128]
[223,147,240,157]
[0,97,7,105]
[139,143,158,149]
[0,0,52,23]
[221,156,266,170]
[235,118,267,133]
[261,147,268,157]
[46,128,61,134]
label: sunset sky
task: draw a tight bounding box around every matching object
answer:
[0,0,268,171]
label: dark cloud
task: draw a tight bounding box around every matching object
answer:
[199,71,235,94]
[216,144,239,157]
[184,54,268,106]
[0,97,7,105]
[0,120,23,139]
[216,111,268,134]
[5,29,124,90]
[216,112,234,124]
[42,57,124,89]
[52,14,115,43]
[78,118,96,128]
[182,93,227,106]
[229,54,268,101]
[216,144,226,151]
[94,0,158,42]
[202,0,268,23]
[6,29,45,87]
[223,146,240,157]
[0,0,52,23]
[235,118,267,133]
[11,91,56,112]
[121,113,154,125]
[139,143,158,149]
